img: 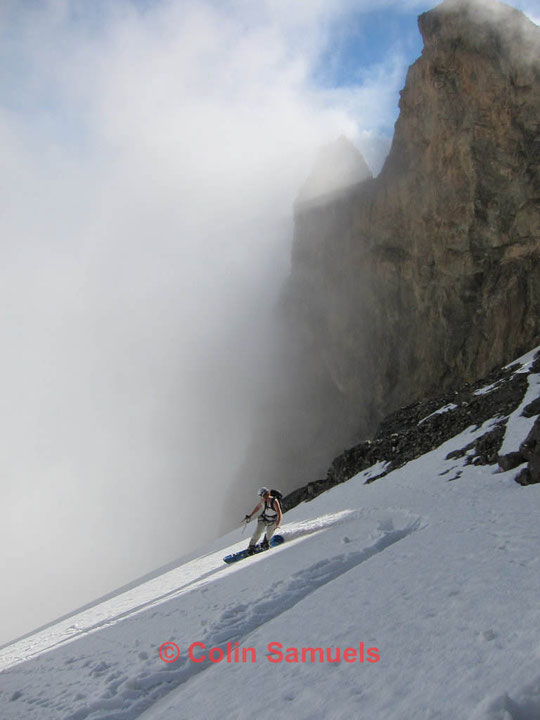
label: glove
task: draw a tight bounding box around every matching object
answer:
[244,515,251,522]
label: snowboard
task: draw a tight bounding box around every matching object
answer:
[223,534,284,564]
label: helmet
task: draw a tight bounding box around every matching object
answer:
[258,487,270,497]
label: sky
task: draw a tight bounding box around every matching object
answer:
[0,0,538,647]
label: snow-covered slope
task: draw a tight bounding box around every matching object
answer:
[1,349,539,720]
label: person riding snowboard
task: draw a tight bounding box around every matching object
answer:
[244,487,282,555]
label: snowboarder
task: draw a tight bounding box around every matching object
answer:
[244,487,282,555]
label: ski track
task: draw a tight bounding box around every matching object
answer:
[5,517,423,720]
[283,508,380,542]
[0,509,370,674]
[71,519,423,720]
[208,518,423,648]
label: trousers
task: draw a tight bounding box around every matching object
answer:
[249,516,278,547]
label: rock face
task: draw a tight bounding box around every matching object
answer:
[238,0,540,496]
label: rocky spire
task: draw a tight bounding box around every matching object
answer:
[233,0,540,500]
[296,136,372,205]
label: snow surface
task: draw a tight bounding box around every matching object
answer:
[473,382,500,397]
[1,363,539,720]
[418,403,459,424]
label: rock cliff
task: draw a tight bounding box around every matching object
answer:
[239,0,540,498]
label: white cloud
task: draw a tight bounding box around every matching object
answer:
[0,0,411,644]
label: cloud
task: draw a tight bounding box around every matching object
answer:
[0,0,417,644]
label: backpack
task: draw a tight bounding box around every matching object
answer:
[261,489,283,521]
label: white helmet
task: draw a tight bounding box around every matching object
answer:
[258,487,270,497]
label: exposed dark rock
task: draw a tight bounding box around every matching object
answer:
[450,423,507,466]
[497,451,524,471]
[522,397,540,417]
[516,415,540,484]
[514,467,531,485]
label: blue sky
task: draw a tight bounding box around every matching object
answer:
[315,6,426,87]
[313,4,432,137]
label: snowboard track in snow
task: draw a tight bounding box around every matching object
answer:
[63,518,423,720]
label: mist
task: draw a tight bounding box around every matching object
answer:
[1,0,536,647]
[0,0,397,646]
